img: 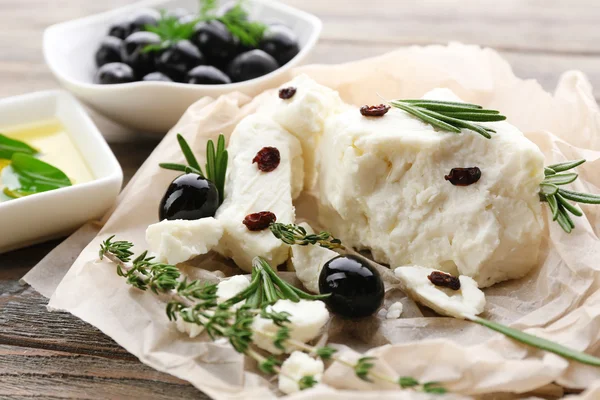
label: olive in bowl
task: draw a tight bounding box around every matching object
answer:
[95,36,123,67]
[120,31,161,78]
[191,20,240,67]
[227,49,279,82]
[156,40,205,82]
[259,24,300,66]
[95,62,135,84]
[159,173,219,221]
[187,65,231,85]
[142,72,173,82]
[319,255,385,318]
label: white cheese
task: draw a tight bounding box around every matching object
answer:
[252,299,330,354]
[175,275,250,338]
[394,265,485,319]
[279,351,324,394]
[215,114,303,272]
[145,217,223,265]
[288,222,339,293]
[270,74,345,191]
[385,301,404,319]
[317,88,545,288]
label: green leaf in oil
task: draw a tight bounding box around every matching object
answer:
[3,153,72,198]
[0,133,38,160]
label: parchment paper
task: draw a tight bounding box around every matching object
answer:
[24,43,600,399]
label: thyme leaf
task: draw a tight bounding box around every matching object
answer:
[269,222,344,250]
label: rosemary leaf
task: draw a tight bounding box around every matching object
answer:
[471,316,600,366]
[546,194,560,221]
[206,138,216,182]
[547,159,586,173]
[354,357,376,382]
[556,206,573,233]
[540,183,559,196]
[439,111,506,122]
[544,167,556,176]
[399,99,483,109]
[398,376,419,388]
[542,173,578,186]
[558,188,600,204]
[418,109,493,138]
[558,203,576,229]
[177,134,203,173]
[390,101,461,133]
[556,193,583,217]
[298,375,318,390]
[159,163,203,176]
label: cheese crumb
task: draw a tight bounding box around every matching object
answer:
[145,217,223,265]
[385,302,404,319]
[279,351,324,394]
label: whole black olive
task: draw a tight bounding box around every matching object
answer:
[156,40,205,82]
[191,20,239,66]
[95,36,123,67]
[319,255,385,318]
[227,49,279,82]
[259,25,300,66]
[142,71,173,82]
[159,173,219,221]
[108,18,133,39]
[129,8,161,33]
[187,65,231,85]
[121,31,161,77]
[95,62,135,84]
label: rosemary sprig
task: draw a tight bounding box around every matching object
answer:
[388,99,506,139]
[540,159,600,233]
[159,134,228,205]
[270,223,344,250]
[100,237,445,395]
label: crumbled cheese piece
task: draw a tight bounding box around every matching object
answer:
[145,217,223,265]
[279,351,324,394]
[175,275,249,338]
[317,88,545,287]
[394,265,485,319]
[270,74,345,190]
[252,299,329,354]
[385,301,404,319]
[215,114,303,271]
[289,222,339,293]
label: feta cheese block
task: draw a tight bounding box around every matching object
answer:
[289,222,339,293]
[145,217,223,265]
[252,299,330,354]
[215,114,304,272]
[279,351,324,394]
[317,88,545,288]
[394,265,485,319]
[175,274,250,338]
[271,74,345,191]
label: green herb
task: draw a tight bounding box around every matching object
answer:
[270,223,344,250]
[143,13,200,53]
[218,3,266,47]
[3,153,72,199]
[540,159,600,233]
[101,238,443,394]
[159,133,228,205]
[388,99,506,139]
[0,133,38,160]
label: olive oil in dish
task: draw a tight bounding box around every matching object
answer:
[0,119,94,201]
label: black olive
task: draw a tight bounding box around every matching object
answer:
[259,25,300,66]
[164,8,190,20]
[187,65,231,85]
[319,255,385,318]
[227,50,279,82]
[191,20,239,66]
[159,173,219,221]
[95,62,135,84]
[108,18,133,39]
[155,40,205,82]
[121,31,161,77]
[95,36,123,67]
[142,71,172,82]
[129,8,161,33]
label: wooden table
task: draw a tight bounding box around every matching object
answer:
[1,1,598,398]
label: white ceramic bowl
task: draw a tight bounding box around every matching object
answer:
[0,91,123,254]
[43,0,322,134]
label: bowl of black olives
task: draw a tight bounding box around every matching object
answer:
[43,0,322,133]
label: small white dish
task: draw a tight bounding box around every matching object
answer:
[43,0,322,134]
[0,91,123,254]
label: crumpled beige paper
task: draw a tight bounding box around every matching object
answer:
[24,43,600,398]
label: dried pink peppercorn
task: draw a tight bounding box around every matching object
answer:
[252,146,280,172]
[243,211,277,231]
[279,87,297,99]
[428,271,461,291]
[360,104,390,117]
[444,167,481,186]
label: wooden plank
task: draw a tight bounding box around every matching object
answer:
[0,345,207,399]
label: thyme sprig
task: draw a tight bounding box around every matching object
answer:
[388,99,506,139]
[270,223,344,250]
[159,133,228,205]
[100,237,446,395]
[540,159,600,233]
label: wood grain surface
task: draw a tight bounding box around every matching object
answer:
[1,1,598,398]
